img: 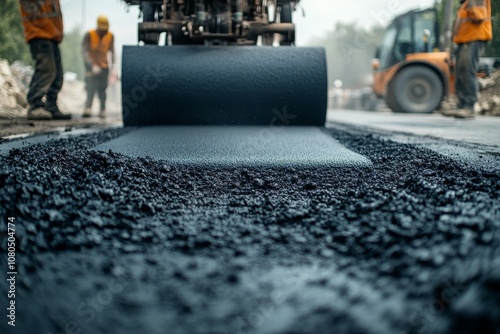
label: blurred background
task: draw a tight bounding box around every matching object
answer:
[0,0,441,84]
[0,0,498,113]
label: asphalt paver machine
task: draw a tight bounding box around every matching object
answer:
[120,0,328,126]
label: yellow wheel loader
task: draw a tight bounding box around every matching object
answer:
[372,8,452,114]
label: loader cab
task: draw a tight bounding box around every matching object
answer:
[375,8,439,71]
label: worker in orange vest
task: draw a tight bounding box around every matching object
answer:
[19,0,72,120]
[82,15,116,118]
[449,0,492,119]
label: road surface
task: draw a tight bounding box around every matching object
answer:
[0,111,499,334]
[329,109,500,147]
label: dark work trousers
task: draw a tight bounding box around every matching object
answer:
[85,68,109,111]
[455,41,486,111]
[27,39,63,111]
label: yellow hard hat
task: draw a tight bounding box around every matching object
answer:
[97,15,109,31]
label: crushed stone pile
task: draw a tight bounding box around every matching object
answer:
[0,125,499,334]
[0,59,32,115]
[477,70,500,116]
[441,70,500,116]
[0,58,120,120]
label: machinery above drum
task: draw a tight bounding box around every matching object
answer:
[120,0,328,126]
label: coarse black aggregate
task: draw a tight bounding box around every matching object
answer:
[0,124,499,334]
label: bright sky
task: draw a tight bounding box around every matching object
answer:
[59,0,436,49]
[294,0,436,45]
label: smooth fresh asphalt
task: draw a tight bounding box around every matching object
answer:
[94,126,372,167]
[328,109,500,147]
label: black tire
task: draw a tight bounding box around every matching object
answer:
[141,2,159,45]
[385,89,397,112]
[386,65,443,113]
[280,2,293,23]
[261,34,275,46]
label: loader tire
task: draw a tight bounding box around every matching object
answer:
[385,89,397,113]
[386,65,443,113]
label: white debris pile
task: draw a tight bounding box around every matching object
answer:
[441,70,500,116]
[0,59,32,116]
[11,60,34,92]
[476,70,500,116]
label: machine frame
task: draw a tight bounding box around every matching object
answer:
[122,0,299,46]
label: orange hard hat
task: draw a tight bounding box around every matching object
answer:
[97,15,109,31]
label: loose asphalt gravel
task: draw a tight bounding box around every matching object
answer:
[0,124,499,334]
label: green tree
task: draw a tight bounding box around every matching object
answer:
[0,1,85,79]
[0,0,32,64]
[484,0,499,56]
[308,22,384,88]
[60,25,84,79]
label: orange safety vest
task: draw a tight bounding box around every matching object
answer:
[88,29,114,69]
[19,0,63,43]
[453,0,492,44]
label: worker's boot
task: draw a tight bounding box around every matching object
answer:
[98,109,106,119]
[442,101,464,117]
[441,109,456,117]
[83,107,92,118]
[45,102,72,120]
[453,108,475,119]
[27,107,52,120]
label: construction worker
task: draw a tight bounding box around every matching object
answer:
[450,0,492,119]
[19,0,72,120]
[82,15,116,118]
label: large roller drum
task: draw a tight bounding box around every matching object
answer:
[121,46,328,126]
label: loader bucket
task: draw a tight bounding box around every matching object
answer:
[121,46,327,126]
